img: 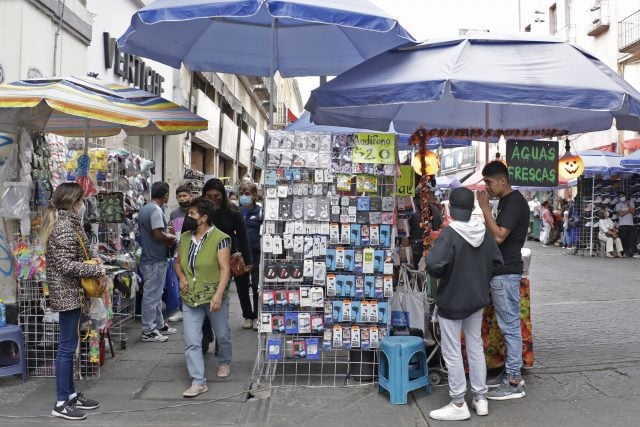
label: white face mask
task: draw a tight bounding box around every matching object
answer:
[620,196,626,202]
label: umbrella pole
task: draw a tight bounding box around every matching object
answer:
[269,17,276,130]
[84,118,90,155]
[484,103,490,165]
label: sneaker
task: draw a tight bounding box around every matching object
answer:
[141,329,168,342]
[52,402,87,420]
[253,319,259,331]
[242,319,253,329]
[217,363,231,378]
[487,381,526,400]
[167,311,183,322]
[183,384,208,398]
[429,402,471,421]
[159,324,178,335]
[69,393,99,410]
[471,398,488,416]
[487,372,526,388]
[602,197,611,204]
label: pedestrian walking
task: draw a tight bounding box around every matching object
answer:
[201,178,252,351]
[41,183,106,420]
[175,198,233,397]
[238,182,262,330]
[540,201,553,246]
[138,182,176,342]
[477,161,529,400]
[426,188,503,421]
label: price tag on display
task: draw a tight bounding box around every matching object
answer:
[352,133,396,165]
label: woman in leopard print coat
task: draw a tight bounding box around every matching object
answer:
[41,183,105,419]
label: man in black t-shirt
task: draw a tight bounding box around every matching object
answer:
[477,161,529,401]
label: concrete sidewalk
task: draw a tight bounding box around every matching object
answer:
[2,243,640,426]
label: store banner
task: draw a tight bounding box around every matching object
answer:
[506,139,558,187]
[239,132,252,167]
[395,165,415,197]
[352,133,396,165]
[220,115,238,159]
[195,90,221,149]
[441,146,475,173]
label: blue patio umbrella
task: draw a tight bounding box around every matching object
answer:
[286,111,471,150]
[117,0,415,77]
[578,150,635,177]
[307,33,640,140]
[620,149,640,168]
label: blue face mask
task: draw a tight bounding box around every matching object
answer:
[239,195,252,207]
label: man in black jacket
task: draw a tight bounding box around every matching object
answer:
[427,188,503,421]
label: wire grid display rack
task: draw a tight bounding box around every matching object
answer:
[17,280,99,378]
[571,175,640,256]
[252,131,397,388]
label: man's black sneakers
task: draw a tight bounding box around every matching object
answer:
[69,393,100,410]
[52,402,87,420]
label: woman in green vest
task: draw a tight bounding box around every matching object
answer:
[175,198,232,398]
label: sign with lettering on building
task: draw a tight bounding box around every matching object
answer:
[103,32,164,96]
[352,133,396,165]
[441,146,476,173]
[505,139,558,187]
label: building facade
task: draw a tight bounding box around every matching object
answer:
[519,0,640,153]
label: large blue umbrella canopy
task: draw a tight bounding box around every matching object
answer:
[578,150,635,177]
[307,33,640,140]
[620,149,640,168]
[286,111,471,150]
[117,0,415,77]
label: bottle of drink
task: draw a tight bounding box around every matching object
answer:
[0,299,6,328]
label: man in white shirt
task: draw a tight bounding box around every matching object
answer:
[615,192,638,258]
[598,210,623,257]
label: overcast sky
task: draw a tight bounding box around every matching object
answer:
[296,0,520,108]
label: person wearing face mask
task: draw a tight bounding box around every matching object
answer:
[175,198,232,396]
[228,191,239,206]
[138,182,177,343]
[41,183,107,420]
[165,185,193,322]
[598,209,623,257]
[238,182,262,330]
[169,185,193,239]
[615,192,638,258]
[201,178,252,350]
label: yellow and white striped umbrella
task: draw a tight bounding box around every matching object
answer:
[0,76,207,137]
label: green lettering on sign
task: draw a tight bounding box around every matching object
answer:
[505,139,559,188]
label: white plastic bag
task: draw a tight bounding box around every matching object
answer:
[391,265,429,333]
[89,298,108,330]
[0,180,32,219]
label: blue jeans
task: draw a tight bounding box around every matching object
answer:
[55,308,81,402]
[183,297,232,386]
[140,261,168,333]
[490,274,523,380]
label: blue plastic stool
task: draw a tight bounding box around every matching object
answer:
[378,336,431,404]
[0,324,28,382]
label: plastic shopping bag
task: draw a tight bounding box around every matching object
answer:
[163,258,181,313]
[391,265,429,334]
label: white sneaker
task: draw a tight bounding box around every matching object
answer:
[252,319,259,330]
[159,324,178,335]
[429,402,470,421]
[471,399,488,416]
[242,319,253,329]
[141,329,168,342]
[167,311,183,322]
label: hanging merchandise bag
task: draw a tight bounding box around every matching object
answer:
[390,265,429,335]
[163,258,181,314]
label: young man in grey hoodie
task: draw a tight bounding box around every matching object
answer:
[426,187,503,421]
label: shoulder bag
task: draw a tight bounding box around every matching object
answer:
[76,232,103,298]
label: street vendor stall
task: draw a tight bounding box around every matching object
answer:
[0,76,206,378]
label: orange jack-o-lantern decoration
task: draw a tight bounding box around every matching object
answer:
[558,154,584,180]
[558,140,584,180]
[412,149,440,176]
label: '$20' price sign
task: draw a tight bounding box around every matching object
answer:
[352,133,396,165]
